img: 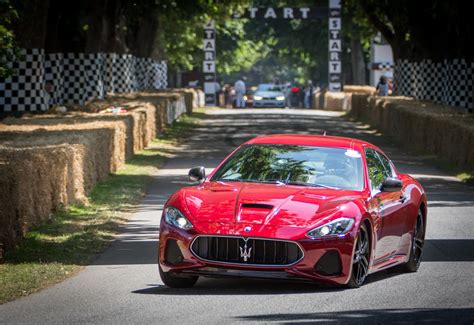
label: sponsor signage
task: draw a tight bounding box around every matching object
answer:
[203,20,216,106]
[232,7,327,19]
[328,0,342,91]
[210,1,342,96]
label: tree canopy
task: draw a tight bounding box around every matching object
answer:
[2,0,472,83]
[348,0,474,61]
[0,0,20,78]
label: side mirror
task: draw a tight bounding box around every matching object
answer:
[381,177,402,192]
[188,166,206,183]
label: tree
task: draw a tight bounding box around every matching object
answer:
[353,0,474,61]
[216,0,331,85]
[0,0,20,78]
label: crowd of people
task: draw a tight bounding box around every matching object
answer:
[217,78,322,109]
[211,75,393,108]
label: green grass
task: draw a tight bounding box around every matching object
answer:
[0,112,202,304]
[159,109,207,144]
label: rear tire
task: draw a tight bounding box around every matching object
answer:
[347,222,370,288]
[159,264,198,288]
[401,209,424,273]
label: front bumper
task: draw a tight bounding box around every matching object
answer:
[158,222,356,285]
[253,100,286,108]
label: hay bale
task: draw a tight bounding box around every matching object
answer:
[312,92,321,109]
[133,103,156,146]
[0,90,191,251]
[0,145,77,250]
[181,89,195,114]
[348,94,474,171]
[195,89,205,107]
[191,88,202,108]
[324,92,351,111]
[0,126,116,250]
[131,90,187,126]
[0,127,114,192]
[347,93,370,120]
[1,118,128,171]
[154,91,187,124]
[343,85,376,95]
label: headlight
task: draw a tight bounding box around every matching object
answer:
[306,218,354,239]
[254,95,263,100]
[243,95,248,101]
[276,95,285,101]
[164,207,193,230]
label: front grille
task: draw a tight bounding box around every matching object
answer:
[191,236,304,266]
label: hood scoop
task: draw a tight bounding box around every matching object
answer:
[237,202,274,224]
[241,203,273,209]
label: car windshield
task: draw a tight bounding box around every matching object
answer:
[257,84,282,92]
[211,144,364,191]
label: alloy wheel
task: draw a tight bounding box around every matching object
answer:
[352,224,370,286]
[412,212,424,266]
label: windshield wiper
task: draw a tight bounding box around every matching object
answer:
[216,178,242,182]
[261,179,286,185]
[216,178,261,183]
[284,181,339,189]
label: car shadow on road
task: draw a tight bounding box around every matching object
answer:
[132,277,343,296]
[231,307,474,324]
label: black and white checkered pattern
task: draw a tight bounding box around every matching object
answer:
[0,49,49,112]
[61,53,107,105]
[1,49,168,112]
[372,62,394,70]
[394,59,474,110]
[44,53,64,106]
[151,60,167,89]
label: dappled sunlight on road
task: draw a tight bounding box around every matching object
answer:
[1,108,473,324]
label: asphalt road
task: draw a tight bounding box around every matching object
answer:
[1,108,473,324]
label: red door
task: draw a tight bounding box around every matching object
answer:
[365,149,406,262]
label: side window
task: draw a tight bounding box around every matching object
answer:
[365,149,387,192]
[376,152,394,178]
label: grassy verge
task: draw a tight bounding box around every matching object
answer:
[0,112,201,304]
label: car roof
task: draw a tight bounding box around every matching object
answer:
[245,134,376,151]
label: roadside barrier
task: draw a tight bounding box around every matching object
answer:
[312,86,375,111]
[348,93,474,172]
[0,89,199,251]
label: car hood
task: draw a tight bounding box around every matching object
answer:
[182,182,363,228]
[254,90,284,98]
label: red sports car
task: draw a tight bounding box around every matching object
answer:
[158,135,427,288]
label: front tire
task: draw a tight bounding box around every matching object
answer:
[159,264,198,288]
[347,222,370,288]
[401,209,424,272]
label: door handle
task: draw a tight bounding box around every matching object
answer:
[399,195,407,203]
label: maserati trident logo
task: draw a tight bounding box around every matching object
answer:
[239,239,252,262]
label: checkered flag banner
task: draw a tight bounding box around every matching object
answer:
[394,59,474,110]
[0,49,49,112]
[1,49,168,112]
[372,62,394,71]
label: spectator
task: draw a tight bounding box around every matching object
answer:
[223,84,231,108]
[376,75,389,96]
[44,81,55,107]
[234,77,246,108]
[304,80,314,108]
[283,82,292,108]
[229,86,236,108]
